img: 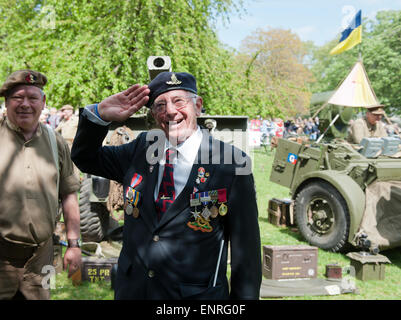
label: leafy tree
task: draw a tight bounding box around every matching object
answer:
[236,28,315,118]
[363,10,401,113]
[0,0,244,115]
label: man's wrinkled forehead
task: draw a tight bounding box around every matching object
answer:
[7,84,44,97]
[153,89,192,102]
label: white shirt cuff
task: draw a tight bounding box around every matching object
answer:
[83,104,111,126]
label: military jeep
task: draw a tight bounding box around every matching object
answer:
[270,103,401,253]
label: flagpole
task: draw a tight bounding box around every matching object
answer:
[358,11,363,61]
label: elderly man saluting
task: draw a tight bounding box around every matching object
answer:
[71,72,261,300]
[0,70,81,300]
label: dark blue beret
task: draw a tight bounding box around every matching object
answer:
[146,72,197,108]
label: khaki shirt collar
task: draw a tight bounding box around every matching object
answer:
[6,118,43,139]
[364,116,376,132]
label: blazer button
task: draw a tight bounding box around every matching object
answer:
[148,270,155,278]
[153,235,159,242]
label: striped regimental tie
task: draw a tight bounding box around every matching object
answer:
[155,148,176,219]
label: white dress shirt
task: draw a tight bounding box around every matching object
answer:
[154,127,203,200]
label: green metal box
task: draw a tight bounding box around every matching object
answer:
[346,252,391,281]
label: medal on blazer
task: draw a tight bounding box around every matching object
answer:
[200,191,211,203]
[129,173,143,189]
[125,189,140,218]
[127,189,133,200]
[188,193,213,232]
[196,167,208,184]
[190,193,201,207]
[132,190,140,218]
[217,188,228,216]
[124,173,143,217]
[126,203,133,215]
[200,191,211,220]
[209,190,219,218]
[187,213,213,233]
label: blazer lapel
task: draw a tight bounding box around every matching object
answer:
[140,162,159,230]
[156,131,216,229]
[135,137,163,231]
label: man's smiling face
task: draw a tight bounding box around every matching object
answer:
[151,89,202,145]
[6,84,45,133]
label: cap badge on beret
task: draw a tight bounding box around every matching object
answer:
[25,73,37,84]
[166,73,182,85]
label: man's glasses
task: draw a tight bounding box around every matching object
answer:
[152,95,196,114]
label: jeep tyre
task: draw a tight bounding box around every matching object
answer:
[295,181,350,252]
[79,174,109,242]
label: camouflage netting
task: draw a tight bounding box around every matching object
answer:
[107,126,135,214]
[358,180,401,250]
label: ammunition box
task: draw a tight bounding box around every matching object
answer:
[325,264,342,279]
[81,257,118,283]
[347,252,391,281]
[263,245,318,280]
[381,137,400,156]
[267,198,295,227]
[359,138,383,158]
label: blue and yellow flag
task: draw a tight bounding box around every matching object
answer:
[330,10,362,55]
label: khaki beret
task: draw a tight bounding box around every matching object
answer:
[0,69,47,97]
[366,104,386,115]
[60,104,74,111]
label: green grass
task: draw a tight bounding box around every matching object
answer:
[51,147,401,300]
[251,148,401,300]
[51,271,114,300]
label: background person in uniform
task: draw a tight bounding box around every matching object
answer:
[348,105,388,144]
[47,107,60,129]
[0,70,81,300]
[56,104,80,179]
[55,104,79,149]
[71,72,262,300]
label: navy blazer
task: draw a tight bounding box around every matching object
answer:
[71,111,262,300]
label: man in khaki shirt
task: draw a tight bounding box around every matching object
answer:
[0,70,81,300]
[348,105,388,144]
[55,104,78,149]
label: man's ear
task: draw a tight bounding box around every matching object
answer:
[195,96,203,116]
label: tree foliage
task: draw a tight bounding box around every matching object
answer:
[310,10,401,115]
[0,0,244,115]
[235,28,315,118]
[1,3,399,119]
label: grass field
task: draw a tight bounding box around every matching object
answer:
[51,147,401,300]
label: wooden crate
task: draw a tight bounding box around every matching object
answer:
[267,198,295,227]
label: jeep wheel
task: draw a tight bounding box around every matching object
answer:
[294,181,350,252]
[79,174,109,242]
